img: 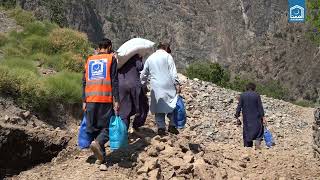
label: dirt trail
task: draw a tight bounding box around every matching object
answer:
[203,107,320,179]
[10,105,320,180]
[4,77,320,180]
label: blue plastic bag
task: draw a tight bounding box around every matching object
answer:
[264,127,274,148]
[174,95,187,129]
[109,116,128,150]
[78,114,93,149]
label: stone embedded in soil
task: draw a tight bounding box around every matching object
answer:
[148,147,159,157]
[229,176,242,180]
[138,158,159,174]
[193,166,212,179]
[177,164,194,175]
[137,173,148,180]
[183,154,194,163]
[99,164,107,171]
[166,158,185,169]
[241,153,250,161]
[137,166,149,175]
[193,158,206,166]
[148,168,161,180]
[21,111,31,119]
[215,169,228,179]
[170,177,186,180]
[4,115,9,122]
[239,162,247,168]
[160,145,177,157]
[156,144,165,152]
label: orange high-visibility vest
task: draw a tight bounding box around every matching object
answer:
[85,53,113,103]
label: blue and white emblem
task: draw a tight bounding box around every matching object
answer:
[88,59,107,80]
[288,0,305,22]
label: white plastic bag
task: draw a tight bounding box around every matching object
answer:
[116,38,155,68]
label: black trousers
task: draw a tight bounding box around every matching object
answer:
[244,137,263,147]
[244,140,254,147]
[86,103,114,156]
[119,87,149,130]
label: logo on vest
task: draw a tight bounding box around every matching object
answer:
[88,59,107,80]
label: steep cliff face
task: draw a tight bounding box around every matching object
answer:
[18,0,320,101]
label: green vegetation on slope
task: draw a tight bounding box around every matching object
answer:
[0,8,92,111]
[307,1,320,45]
[185,62,315,106]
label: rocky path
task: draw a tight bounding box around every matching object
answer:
[6,75,320,180]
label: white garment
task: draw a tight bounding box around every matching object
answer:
[140,49,179,113]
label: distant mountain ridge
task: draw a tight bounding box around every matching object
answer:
[17,0,320,102]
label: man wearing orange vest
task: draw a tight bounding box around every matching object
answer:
[82,38,119,164]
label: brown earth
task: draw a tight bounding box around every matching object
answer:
[2,75,319,180]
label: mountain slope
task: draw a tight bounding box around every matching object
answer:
[18,0,320,102]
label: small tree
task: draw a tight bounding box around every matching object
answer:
[186,62,230,85]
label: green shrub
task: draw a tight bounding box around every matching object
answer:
[227,76,252,92]
[293,100,315,108]
[185,62,290,100]
[44,54,62,70]
[0,8,92,112]
[7,30,24,42]
[256,80,289,100]
[44,52,84,72]
[30,52,50,64]
[0,65,18,95]
[0,33,8,47]
[43,71,82,104]
[0,65,38,96]
[1,57,37,73]
[23,35,50,54]
[0,65,47,110]
[8,8,36,26]
[48,28,91,55]
[16,72,44,109]
[186,62,230,85]
[2,31,29,57]
[106,15,115,22]
[60,52,85,72]
[44,52,85,72]
[0,0,16,9]
[24,21,58,37]
[228,78,289,100]
[1,43,29,57]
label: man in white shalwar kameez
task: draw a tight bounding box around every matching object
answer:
[140,43,181,135]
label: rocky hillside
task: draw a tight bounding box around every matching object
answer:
[17,0,320,102]
[0,74,318,179]
[0,5,319,180]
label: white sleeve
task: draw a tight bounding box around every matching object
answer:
[140,59,150,86]
[168,55,179,85]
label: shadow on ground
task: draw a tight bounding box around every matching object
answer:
[86,127,157,168]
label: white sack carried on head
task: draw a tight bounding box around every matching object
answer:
[116,38,155,68]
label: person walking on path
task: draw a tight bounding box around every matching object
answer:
[82,38,120,164]
[118,54,149,132]
[235,82,266,149]
[140,42,181,136]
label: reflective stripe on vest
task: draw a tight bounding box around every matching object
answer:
[86,80,111,86]
[85,54,113,103]
[85,91,112,97]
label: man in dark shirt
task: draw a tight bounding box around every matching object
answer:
[118,54,149,132]
[82,39,119,164]
[235,83,266,149]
